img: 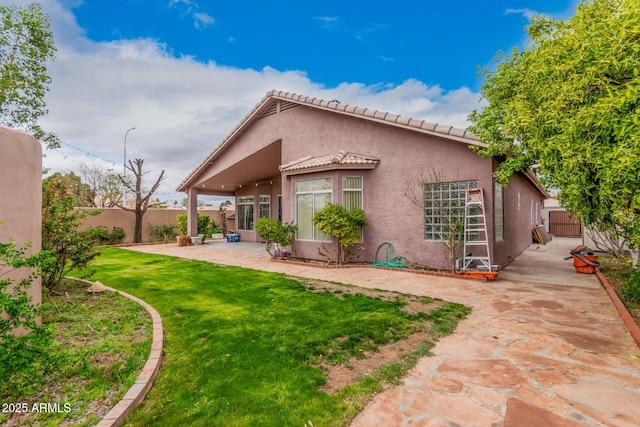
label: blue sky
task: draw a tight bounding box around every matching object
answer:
[3,0,577,202]
[72,0,574,91]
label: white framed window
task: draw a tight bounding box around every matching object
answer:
[342,176,363,210]
[259,195,270,219]
[494,181,504,241]
[343,176,363,241]
[237,196,254,230]
[296,178,332,241]
[424,180,477,241]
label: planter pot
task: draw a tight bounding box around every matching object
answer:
[177,236,191,247]
[211,233,224,239]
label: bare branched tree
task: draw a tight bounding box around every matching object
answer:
[75,161,123,207]
[404,167,465,272]
[118,158,165,243]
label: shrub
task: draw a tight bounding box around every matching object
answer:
[255,218,297,258]
[313,203,368,264]
[90,226,125,245]
[621,267,640,303]
[41,180,101,290]
[176,213,220,237]
[149,224,177,242]
[0,236,54,396]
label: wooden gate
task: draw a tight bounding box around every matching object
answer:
[549,210,582,237]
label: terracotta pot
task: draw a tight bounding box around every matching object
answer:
[177,236,192,247]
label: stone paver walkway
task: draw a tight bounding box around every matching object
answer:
[124,238,640,426]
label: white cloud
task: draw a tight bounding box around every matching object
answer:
[17,1,482,203]
[193,12,214,29]
[504,8,537,20]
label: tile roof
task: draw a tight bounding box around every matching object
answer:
[177,90,484,191]
[266,90,482,144]
[279,149,380,175]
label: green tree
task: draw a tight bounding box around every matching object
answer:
[468,0,640,259]
[0,3,58,148]
[313,203,368,264]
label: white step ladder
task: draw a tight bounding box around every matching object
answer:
[462,187,493,272]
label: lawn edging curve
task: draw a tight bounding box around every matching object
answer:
[68,277,164,427]
[595,269,640,349]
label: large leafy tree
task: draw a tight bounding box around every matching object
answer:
[469,0,640,252]
[0,2,59,148]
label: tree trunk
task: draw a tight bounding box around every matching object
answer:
[632,247,640,267]
[134,212,143,243]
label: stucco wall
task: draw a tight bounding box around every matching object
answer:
[188,104,545,269]
[0,126,42,311]
[493,171,545,267]
[272,106,498,268]
[78,208,228,243]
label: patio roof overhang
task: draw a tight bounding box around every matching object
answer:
[190,140,282,196]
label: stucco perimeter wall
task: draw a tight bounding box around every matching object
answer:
[0,126,42,308]
[77,208,227,243]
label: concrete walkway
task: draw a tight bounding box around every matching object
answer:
[124,238,640,426]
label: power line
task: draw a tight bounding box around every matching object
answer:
[55,141,184,182]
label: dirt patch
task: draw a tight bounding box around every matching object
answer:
[295,278,445,394]
[318,331,433,393]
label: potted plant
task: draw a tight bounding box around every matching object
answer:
[211,223,224,239]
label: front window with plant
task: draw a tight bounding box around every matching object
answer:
[312,203,368,264]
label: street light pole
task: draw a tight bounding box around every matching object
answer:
[123,127,135,207]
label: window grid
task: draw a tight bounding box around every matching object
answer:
[259,195,270,219]
[237,196,254,230]
[424,180,477,241]
[295,178,332,241]
[494,181,504,241]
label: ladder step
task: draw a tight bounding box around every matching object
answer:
[465,241,488,245]
[465,256,490,260]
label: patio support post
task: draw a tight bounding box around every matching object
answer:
[187,187,198,236]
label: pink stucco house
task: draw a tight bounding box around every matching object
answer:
[177,90,547,269]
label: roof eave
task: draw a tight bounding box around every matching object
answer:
[281,163,378,177]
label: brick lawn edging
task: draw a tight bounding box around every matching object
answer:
[596,269,640,349]
[68,277,164,427]
[270,258,490,281]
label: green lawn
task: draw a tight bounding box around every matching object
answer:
[86,248,469,426]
